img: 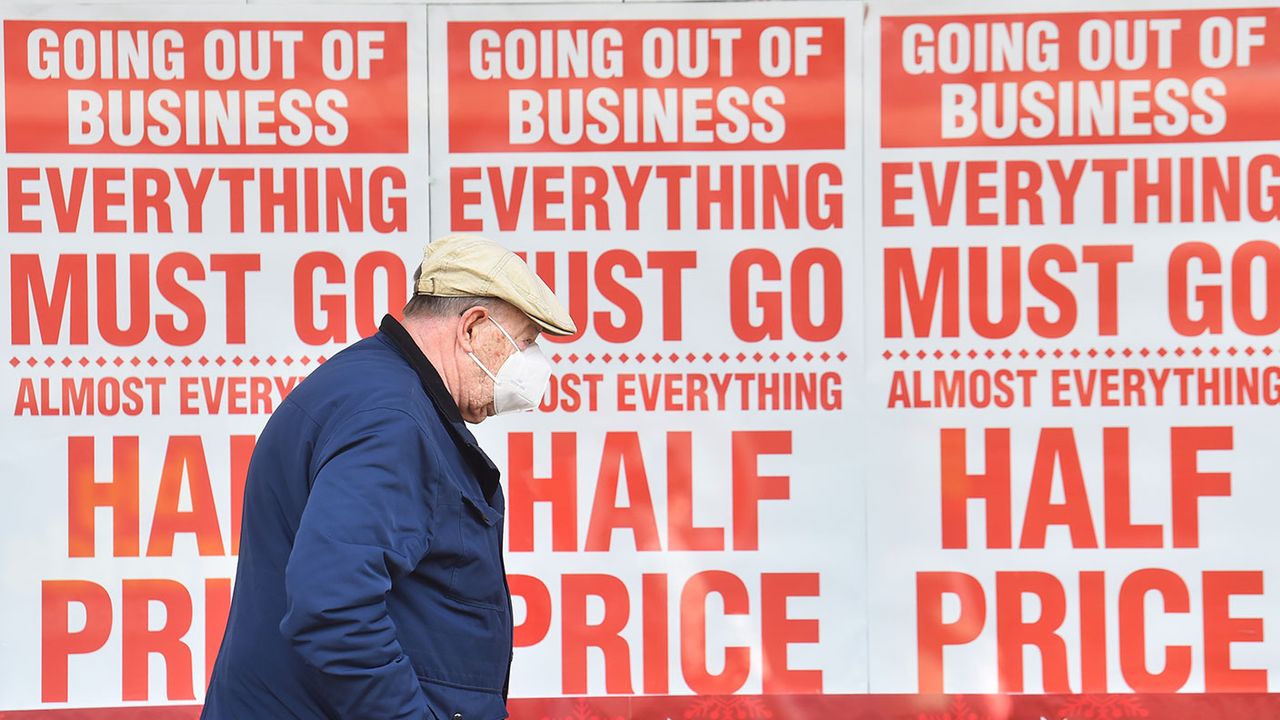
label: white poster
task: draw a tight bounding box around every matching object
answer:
[428,2,867,712]
[864,0,1280,704]
[0,4,428,711]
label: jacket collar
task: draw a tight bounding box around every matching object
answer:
[377,314,502,501]
[378,314,463,423]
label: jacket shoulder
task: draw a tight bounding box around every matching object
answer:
[288,335,433,423]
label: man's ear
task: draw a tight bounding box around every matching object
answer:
[457,305,489,353]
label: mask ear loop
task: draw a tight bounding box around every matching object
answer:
[466,316,521,382]
[486,316,522,352]
[468,351,498,381]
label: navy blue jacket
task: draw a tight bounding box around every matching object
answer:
[203,316,512,720]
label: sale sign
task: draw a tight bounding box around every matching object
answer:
[4,0,1280,718]
[428,0,865,705]
[5,21,407,154]
[0,3,428,711]
[864,0,1280,698]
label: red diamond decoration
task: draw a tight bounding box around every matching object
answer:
[602,354,613,363]
[1036,350,1046,358]
[899,351,909,360]
[1052,350,1063,358]
[933,350,944,359]
[820,352,831,361]
[181,357,192,366]
[1070,349,1080,358]
[1001,350,1012,358]
[1175,348,1185,356]
[1121,349,1132,357]
[300,356,311,365]
[1265,347,1274,355]
[148,357,160,366]
[619,353,630,363]
[1192,348,1203,356]
[1226,347,1237,356]
[583,354,595,363]
[316,355,327,363]
[767,353,779,361]
[164,356,175,366]
[283,356,295,366]
[249,356,260,365]
[883,351,893,360]
[669,354,680,363]
[786,353,797,361]
[1157,348,1167,356]
[46,357,58,367]
[26,357,37,367]
[568,354,579,363]
[737,353,748,362]
[1104,349,1115,357]
[1245,347,1255,356]
[803,352,814,361]
[836,352,848,361]
[719,353,730,362]
[78,357,90,367]
[551,354,563,363]
[97,357,108,367]
[1139,348,1150,357]
[951,350,961,359]
[8,358,19,367]
[986,350,996,359]
[634,354,646,363]
[233,357,244,366]
[917,350,927,359]
[1018,350,1028,358]
[752,353,764,362]
[968,350,978,359]
[114,357,125,367]
[264,356,275,365]
[1087,349,1097,358]
[686,354,697,362]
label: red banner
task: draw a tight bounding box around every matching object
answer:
[446,19,845,152]
[881,9,1280,147]
[5,693,1280,719]
[4,21,409,153]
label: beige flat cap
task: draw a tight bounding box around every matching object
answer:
[414,234,577,336]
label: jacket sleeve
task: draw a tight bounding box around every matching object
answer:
[279,407,435,720]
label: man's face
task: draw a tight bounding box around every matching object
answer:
[457,304,542,423]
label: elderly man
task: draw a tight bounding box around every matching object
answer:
[202,235,574,720]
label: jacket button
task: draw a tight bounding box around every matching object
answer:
[452,715,463,720]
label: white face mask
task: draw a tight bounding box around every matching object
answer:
[468,317,552,415]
